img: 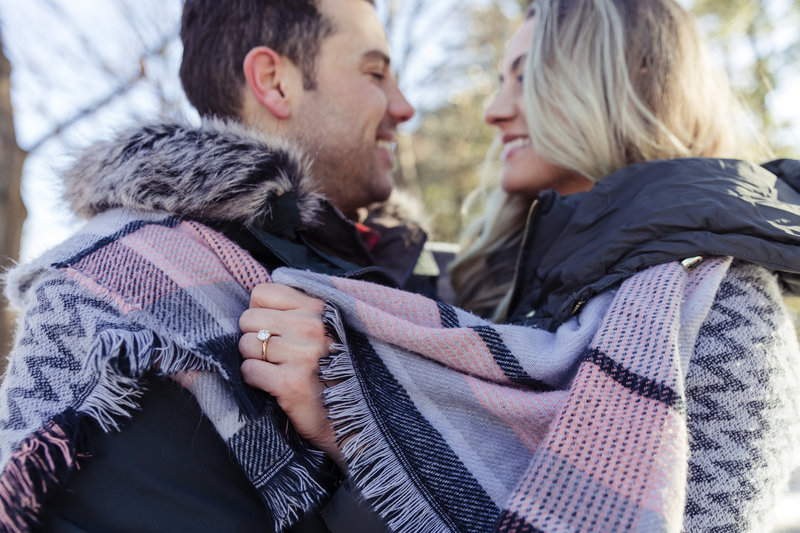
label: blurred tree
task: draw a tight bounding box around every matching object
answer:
[397,0,521,242]
[406,90,494,241]
[0,0,182,361]
[689,0,800,155]
[382,0,500,194]
[0,31,26,357]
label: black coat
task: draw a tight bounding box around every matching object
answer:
[506,158,800,329]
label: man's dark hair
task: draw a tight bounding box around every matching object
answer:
[180,0,336,119]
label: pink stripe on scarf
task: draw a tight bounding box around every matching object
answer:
[67,238,177,311]
[331,278,514,382]
[363,312,509,381]
[183,221,271,290]
[119,223,237,289]
[541,365,680,501]
[502,368,682,531]
[332,276,452,329]
[467,376,567,451]
[65,221,270,314]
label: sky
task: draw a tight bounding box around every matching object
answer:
[2,0,187,261]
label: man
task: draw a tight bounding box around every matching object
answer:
[0,0,430,531]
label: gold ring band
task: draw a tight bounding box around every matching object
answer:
[257,330,272,362]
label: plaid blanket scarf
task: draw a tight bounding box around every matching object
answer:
[273,255,799,533]
[0,210,334,532]
[3,208,796,532]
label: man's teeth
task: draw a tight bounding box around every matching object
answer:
[377,140,395,151]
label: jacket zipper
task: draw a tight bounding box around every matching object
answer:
[506,198,540,317]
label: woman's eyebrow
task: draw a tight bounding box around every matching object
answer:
[499,54,527,83]
[510,54,527,73]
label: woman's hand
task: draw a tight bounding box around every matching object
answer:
[238,283,344,469]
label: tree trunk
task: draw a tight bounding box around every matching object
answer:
[0,31,28,361]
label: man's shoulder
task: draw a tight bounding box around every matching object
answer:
[5,210,167,305]
[5,210,260,311]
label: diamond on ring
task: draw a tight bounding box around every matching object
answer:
[257,330,272,362]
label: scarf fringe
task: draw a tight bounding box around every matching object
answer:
[83,328,265,428]
[0,412,89,533]
[89,327,218,377]
[256,450,329,532]
[320,306,449,533]
[73,265,231,384]
[80,328,215,431]
[67,235,267,420]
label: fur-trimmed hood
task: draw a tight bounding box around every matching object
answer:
[64,118,326,229]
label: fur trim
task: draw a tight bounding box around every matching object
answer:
[63,117,325,228]
[363,189,430,239]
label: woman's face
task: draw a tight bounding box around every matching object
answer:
[484,18,592,197]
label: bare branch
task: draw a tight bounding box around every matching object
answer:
[25,32,177,154]
[39,0,119,77]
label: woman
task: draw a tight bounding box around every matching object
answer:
[240,0,800,531]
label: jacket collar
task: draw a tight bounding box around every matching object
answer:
[509,158,800,328]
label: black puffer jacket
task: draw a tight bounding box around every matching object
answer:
[506,158,800,328]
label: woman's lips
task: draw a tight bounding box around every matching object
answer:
[501,136,532,161]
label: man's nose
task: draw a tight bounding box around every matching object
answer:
[387,81,414,124]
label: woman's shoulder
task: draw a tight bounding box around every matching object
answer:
[685,259,800,531]
[688,258,799,385]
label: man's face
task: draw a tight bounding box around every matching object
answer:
[289,0,414,217]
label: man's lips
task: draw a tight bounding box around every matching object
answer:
[376,137,396,168]
[376,139,395,151]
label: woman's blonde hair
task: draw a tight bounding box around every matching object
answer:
[450,0,745,320]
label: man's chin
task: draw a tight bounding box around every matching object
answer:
[370,177,394,204]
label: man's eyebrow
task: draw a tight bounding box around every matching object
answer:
[361,50,391,67]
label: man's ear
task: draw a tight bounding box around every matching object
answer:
[243,46,292,120]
